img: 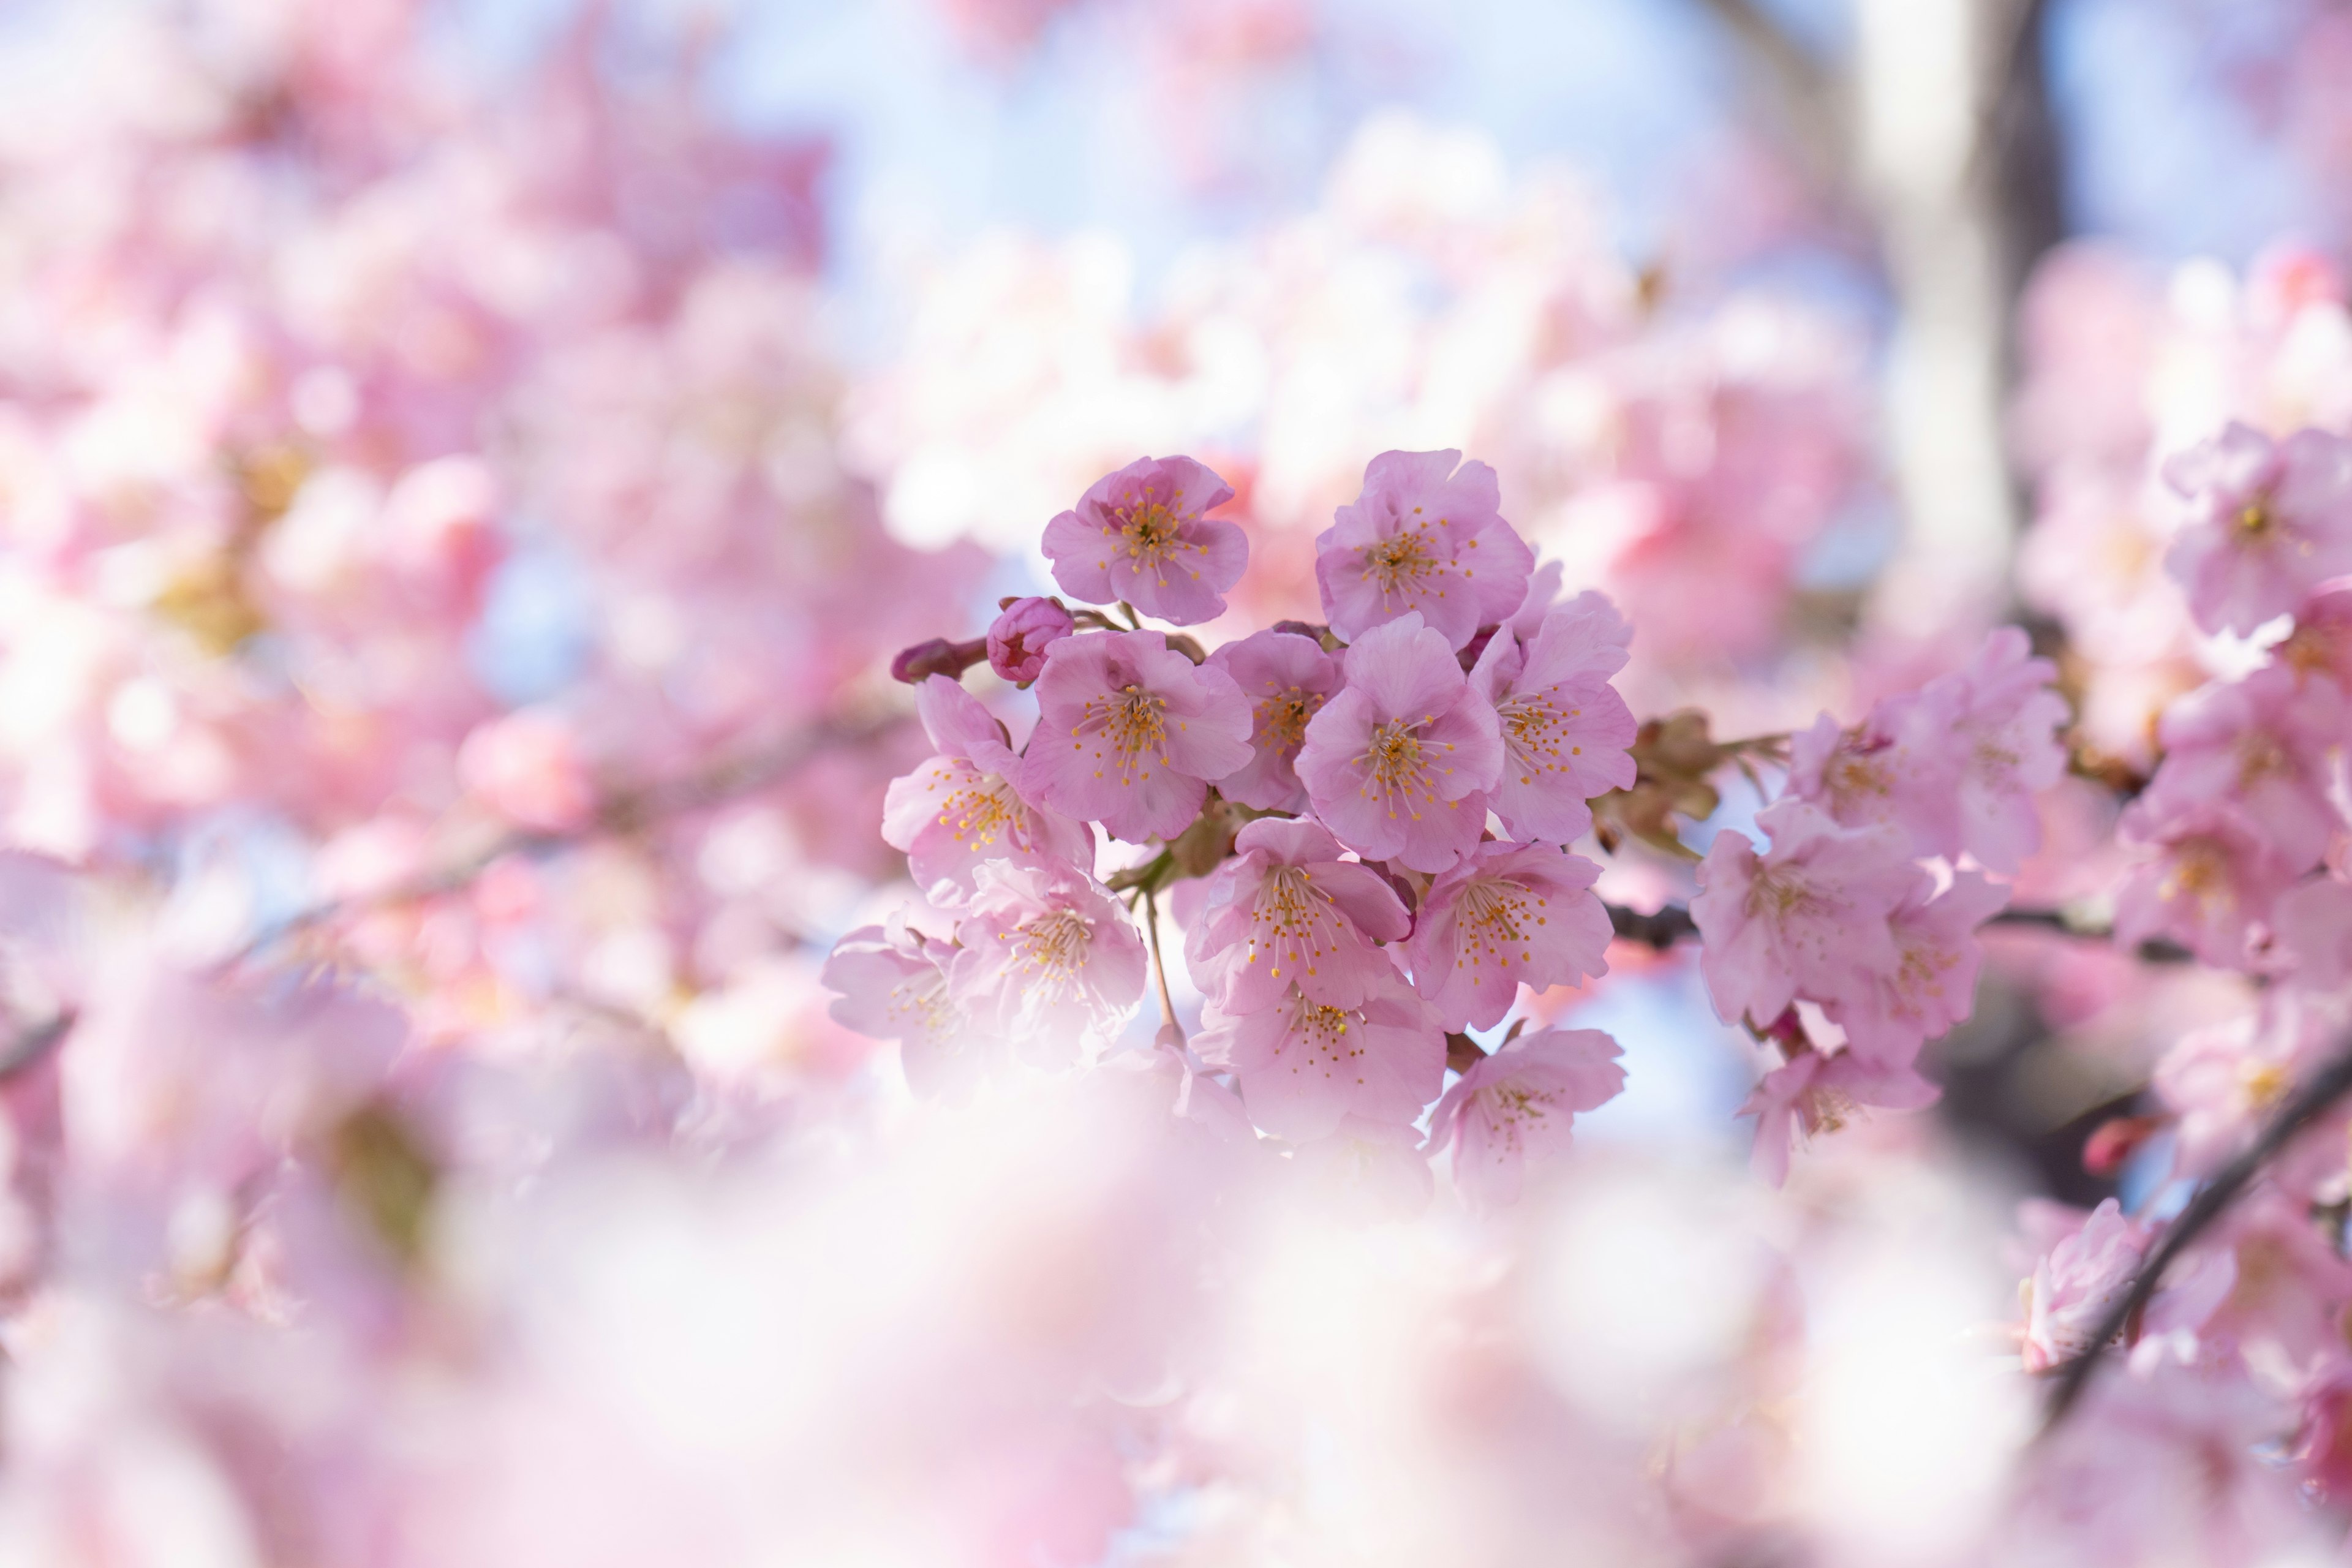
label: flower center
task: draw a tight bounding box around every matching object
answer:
[1009,908,1093,992]
[1246,865,1349,983]
[2234,499,2274,540]
[1498,692,1586,785]
[937,772,1020,851]
[1116,499,1202,578]
[1746,867,1826,922]
[1289,997,1367,1073]
[1361,525,1449,605]
[1077,682,1171,780]
[1257,687,1324,751]
[1357,715,1449,813]
[1455,876,1544,974]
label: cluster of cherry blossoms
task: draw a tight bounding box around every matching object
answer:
[829,448,1640,1202]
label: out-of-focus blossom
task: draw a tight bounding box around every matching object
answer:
[2139,664,2349,871]
[1828,869,2008,1065]
[2164,422,2352,635]
[1739,1049,1939,1186]
[1426,1026,1623,1210]
[948,861,1146,1061]
[2115,799,2301,967]
[1193,969,1444,1142]
[458,710,596,834]
[2019,1198,2146,1373]
[821,914,996,1098]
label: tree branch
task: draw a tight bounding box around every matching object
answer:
[1602,899,2193,963]
[2040,1033,2352,1433]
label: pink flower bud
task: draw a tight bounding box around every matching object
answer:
[986,597,1075,684]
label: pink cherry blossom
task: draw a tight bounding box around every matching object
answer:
[1404,840,1611,1030]
[986,596,1076,684]
[2154,1000,2329,1175]
[1205,628,1343,813]
[1294,612,1502,873]
[2140,664,2349,871]
[1927,627,2071,873]
[1468,592,1637,844]
[1041,456,1247,626]
[2019,1198,2146,1373]
[1020,630,1254,843]
[2115,799,2301,967]
[2165,423,2352,635]
[1313,449,1535,650]
[1183,816,1411,1011]
[457,709,596,833]
[1783,698,1961,858]
[2273,873,2352,987]
[883,676,1094,905]
[1192,968,1444,1142]
[1825,868,2008,1066]
[2276,584,2352,688]
[1690,800,1926,1032]
[821,914,996,1098]
[1740,1049,1939,1186]
[948,861,1147,1061]
[1427,1027,1624,1210]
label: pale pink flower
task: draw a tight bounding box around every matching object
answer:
[1690,800,1926,1032]
[1405,840,1611,1030]
[2141,665,2349,871]
[1427,1027,1624,1210]
[986,596,1076,684]
[1193,968,1445,1142]
[1291,1115,1436,1219]
[1826,868,2008,1066]
[2116,799,2301,967]
[1183,816,1410,1011]
[2272,873,2352,987]
[1739,1049,1939,1186]
[1314,449,1534,650]
[1468,592,1637,843]
[948,861,1147,1061]
[458,709,596,832]
[2154,1001,2328,1175]
[2275,585,2352,687]
[2163,422,2352,635]
[1020,630,1254,843]
[1205,628,1342,813]
[1295,612,1502,873]
[1782,697,1961,859]
[2020,1197,2146,1373]
[1926,626,2071,873]
[883,676,1094,905]
[1041,456,1246,626]
[821,914,996,1098]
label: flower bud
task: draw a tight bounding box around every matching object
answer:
[985,597,1075,684]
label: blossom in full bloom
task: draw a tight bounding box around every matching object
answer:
[1041,456,1248,626]
[987,596,1076,684]
[1740,1048,1939,1185]
[2273,873,2352,988]
[1314,449,1535,650]
[1468,591,1637,843]
[948,861,1147,1061]
[1929,627,2071,873]
[1206,628,1343,813]
[1783,699,1960,858]
[1184,816,1411,1012]
[2115,799,2301,967]
[1825,868,2008,1065]
[1426,1027,1624,1209]
[1020,630,1254,843]
[883,675,1095,905]
[2164,423,2352,635]
[1689,801,1926,1032]
[1193,968,1445,1142]
[821,914,995,1098]
[2139,665,2350,871]
[1404,840,1611,1030]
[1295,612,1502,873]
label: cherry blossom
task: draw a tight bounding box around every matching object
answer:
[2139,663,2349,871]
[1314,449,1535,650]
[948,861,1147,1060]
[1184,816,1411,1011]
[883,675,1094,904]
[2115,799,2302,967]
[1205,628,1343,813]
[1020,630,1254,843]
[2019,1198,2146,1373]
[1294,612,1502,873]
[1426,1027,1624,1209]
[1041,456,1248,626]
[1928,627,2071,874]
[820,914,996,1098]
[1825,868,2008,1065]
[1192,968,1445,1142]
[1690,801,1926,1033]
[1740,1049,1939,1186]
[1468,591,1638,844]
[2164,422,2352,635]
[1404,840,1611,1030]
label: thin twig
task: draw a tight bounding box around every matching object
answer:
[1140,887,1183,1046]
[1602,900,2190,963]
[2040,1034,2352,1433]
[0,1009,75,1082]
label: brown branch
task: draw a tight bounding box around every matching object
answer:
[2040,1033,2352,1433]
[1602,899,2192,963]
